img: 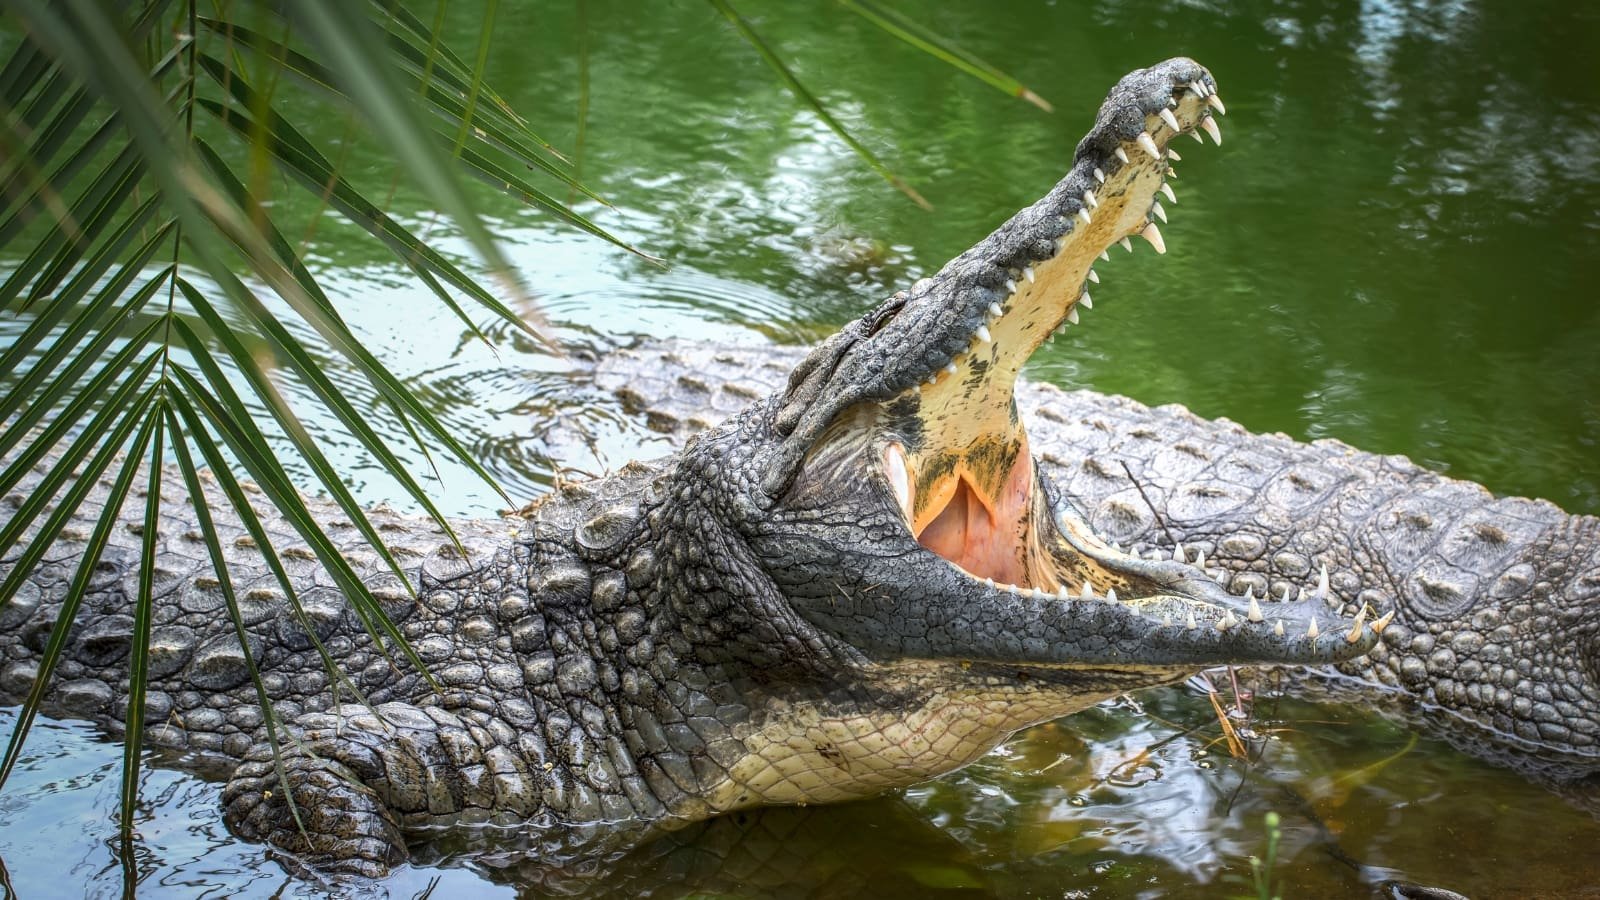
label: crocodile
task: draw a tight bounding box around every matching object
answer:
[0,58,1385,876]
[592,340,1600,795]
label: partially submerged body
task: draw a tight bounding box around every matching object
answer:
[6,57,1589,883]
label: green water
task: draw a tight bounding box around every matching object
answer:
[3,0,1600,895]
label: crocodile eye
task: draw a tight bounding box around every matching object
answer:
[864,292,908,337]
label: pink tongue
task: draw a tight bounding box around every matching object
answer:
[917,479,1028,586]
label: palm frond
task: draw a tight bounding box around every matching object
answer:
[0,0,633,869]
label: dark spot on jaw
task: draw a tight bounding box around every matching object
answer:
[1473,523,1508,545]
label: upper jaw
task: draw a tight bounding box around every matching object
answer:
[761,57,1227,500]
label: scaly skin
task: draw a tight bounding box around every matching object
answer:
[0,60,1381,875]
[592,340,1600,789]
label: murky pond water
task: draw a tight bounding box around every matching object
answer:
[3,0,1599,895]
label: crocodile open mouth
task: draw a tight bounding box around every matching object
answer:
[868,68,1384,657]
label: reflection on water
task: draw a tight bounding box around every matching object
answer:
[5,687,1598,897]
[3,0,1599,895]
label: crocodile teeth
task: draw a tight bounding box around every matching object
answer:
[985,577,994,588]
[988,302,1004,318]
[1105,587,1118,604]
[1372,608,1396,634]
[1079,291,1092,309]
[1119,237,1133,252]
[1083,190,1099,209]
[1346,605,1369,643]
[1137,131,1162,160]
[945,362,958,375]
[1314,564,1329,603]
[1066,307,1079,325]
[1114,147,1129,164]
[975,324,992,344]
[1172,542,1187,564]
[1248,594,1264,623]
[1005,279,1017,293]
[1153,201,1168,224]
[1141,222,1166,254]
[1307,619,1320,639]
[1160,182,1177,204]
[1207,93,1227,115]
[1280,584,1293,602]
[1217,612,1236,632]
[1186,608,1198,630]
[1024,266,1035,283]
[1200,116,1222,145]
[1080,581,1093,600]
[1188,80,1209,98]
[1188,131,1204,143]
[1087,269,1100,284]
[1093,167,1106,183]
[1158,108,1181,133]
[1057,585,1070,600]
[1193,549,1205,569]
[1099,249,1110,262]
[1165,148,1182,161]
[885,443,913,520]
[1273,620,1285,637]
[1078,208,1093,225]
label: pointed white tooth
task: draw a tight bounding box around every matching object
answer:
[988,302,1004,318]
[1273,620,1285,637]
[1057,585,1070,600]
[1166,148,1182,161]
[1080,581,1093,600]
[1106,587,1118,604]
[1186,608,1198,630]
[885,443,913,520]
[1005,278,1017,293]
[1079,291,1092,309]
[1160,182,1177,204]
[1141,222,1166,254]
[1083,190,1098,209]
[1207,93,1227,115]
[1087,269,1100,284]
[1373,608,1396,634]
[975,324,992,343]
[1200,116,1222,145]
[911,383,920,394]
[1024,266,1035,283]
[1172,542,1187,564]
[925,376,938,387]
[1315,564,1329,602]
[1078,208,1092,225]
[1153,201,1167,224]
[1188,131,1204,143]
[1248,595,1264,623]
[1056,236,1070,252]
[1110,541,1121,552]
[1158,108,1181,133]
[1280,584,1293,602]
[1189,80,1209,98]
[1193,549,1205,569]
[1093,167,1106,183]
[984,577,994,588]
[1099,249,1110,262]
[1066,307,1079,325]
[1033,587,1050,600]
[1346,605,1369,644]
[1137,131,1162,160]
[1216,613,1232,632]
[945,362,958,375]
[1307,619,1320,640]
[1167,97,1178,108]
[1114,147,1129,164]
[1119,237,1133,252]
